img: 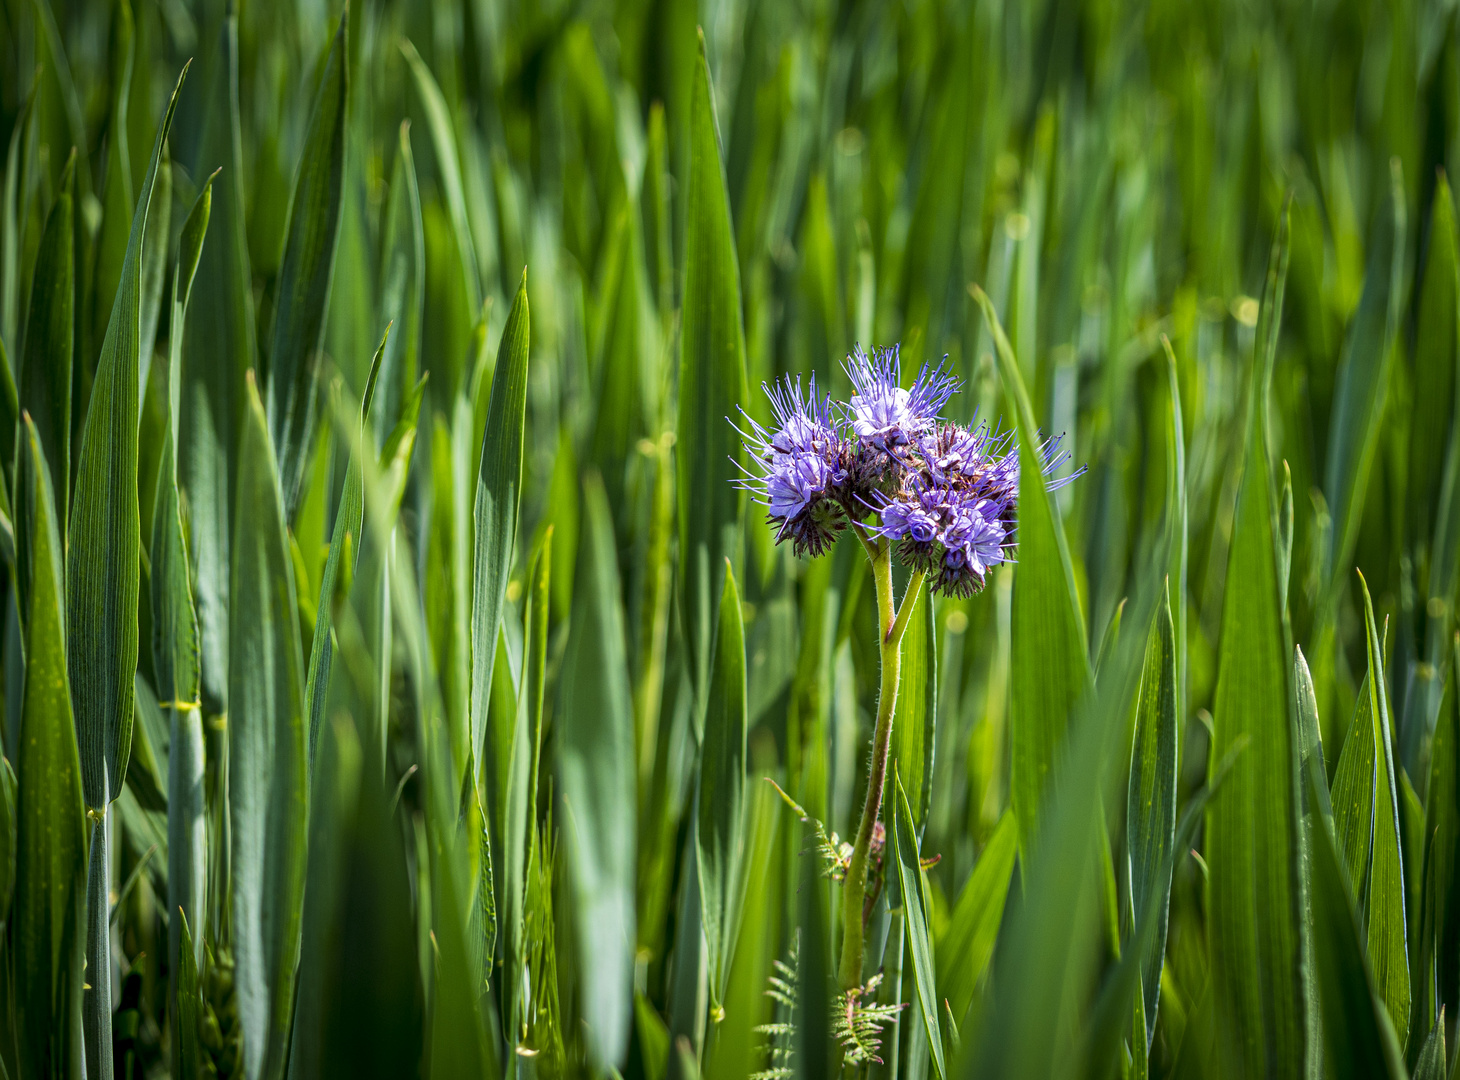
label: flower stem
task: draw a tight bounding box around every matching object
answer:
[838,546,926,992]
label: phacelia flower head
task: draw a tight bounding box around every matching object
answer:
[733,374,848,557]
[843,345,958,452]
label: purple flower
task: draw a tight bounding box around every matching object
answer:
[733,373,848,557]
[844,346,959,451]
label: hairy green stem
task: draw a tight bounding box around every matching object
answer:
[838,541,926,992]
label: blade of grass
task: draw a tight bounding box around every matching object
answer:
[893,771,945,1078]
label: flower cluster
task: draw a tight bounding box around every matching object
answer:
[734,345,1080,597]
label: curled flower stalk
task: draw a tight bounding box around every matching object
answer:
[733,345,1083,994]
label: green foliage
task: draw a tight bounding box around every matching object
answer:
[1,1,1458,1076]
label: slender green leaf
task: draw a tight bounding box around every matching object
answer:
[936,810,1017,1030]
[1204,213,1306,1077]
[894,771,945,1078]
[68,63,186,809]
[971,286,1091,855]
[268,11,348,516]
[1306,768,1407,1080]
[12,415,85,1080]
[892,579,937,832]
[229,373,308,1080]
[471,273,529,779]
[1412,1010,1446,1080]
[677,31,747,724]
[698,559,747,1009]
[182,11,256,717]
[1126,583,1178,1054]
[557,472,636,1069]
[378,121,424,437]
[17,149,72,528]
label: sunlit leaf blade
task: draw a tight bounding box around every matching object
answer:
[18,149,73,529]
[12,416,86,1080]
[158,175,212,1064]
[267,11,348,517]
[1355,573,1410,1043]
[892,579,937,832]
[378,121,424,437]
[1323,163,1405,590]
[230,374,308,1080]
[677,31,747,723]
[68,61,186,810]
[1126,583,1178,1054]
[894,772,945,1078]
[971,286,1091,855]
[698,559,747,1009]
[936,810,1016,1030]
[1203,213,1306,1077]
[502,537,550,1045]
[1306,767,1407,1080]
[304,331,385,768]
[471,273,529,778]
[558,473,636,1069]
[182,11,255,717]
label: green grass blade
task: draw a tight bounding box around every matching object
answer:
[970,286,1091,856]
[182,11,256,717]
[303,330,385,769]
[936,810,1016,1031]
[1204,213,1306,1077]
[557,472,637,1069]
[891,579,937,833]
[1323,163,1405,590]
[1356,573,1411,1044]
[698,559,747,1009]
[12,415,86,1079]
[677,30,747,724]
[87,0,134,372]
[291,712,423,1078]
[1306,767,1407,1080]
[176,911,203,1080]
[157,172,213,1075]
[267,10,348,517]
[400,38,482,316]
[893,772,945,1078]
[1126,583,1179,1055]
[1331,667,1378,899]
[229,373,308,1080]
[67,61,186,810]
[1425,650,1460,1041]
[378,121,424,437]
[471,273,529,782]
[17,149,72,529]
[1412,1010,1446,1080]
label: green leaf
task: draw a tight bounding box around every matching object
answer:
[175,910,203,1080]
[1306,767,1407,1080]
[17,149,72,530]
[1126,583,1178,1054]
[0,755,13,925]
[67,63,186,810]
[1412,1010,1446,1080]
[557,472,636,1069]
[157,175,213,1061]
[1356,573,1411,1044]
[698,559,747,1009]
[303,330,385,768]
[12,415,86,1080]
[87,0,135,369]
[892,579,937,836]
[471,273,529,780]
[377,121,424,437]
[1204,211,1306,1077]
[290,712,423,1078]
[502,537,550,1045]
[400,39,482,316]
[182,11,256,717]
[267,10,348,516]
[970,286,1091,856]
[893,771,946,1078]
[229,373,308,1080]
[1323,163,1405,590]
[936,810,1017,1030]
[677,31,747,723]
[1424,647,1460,1041]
